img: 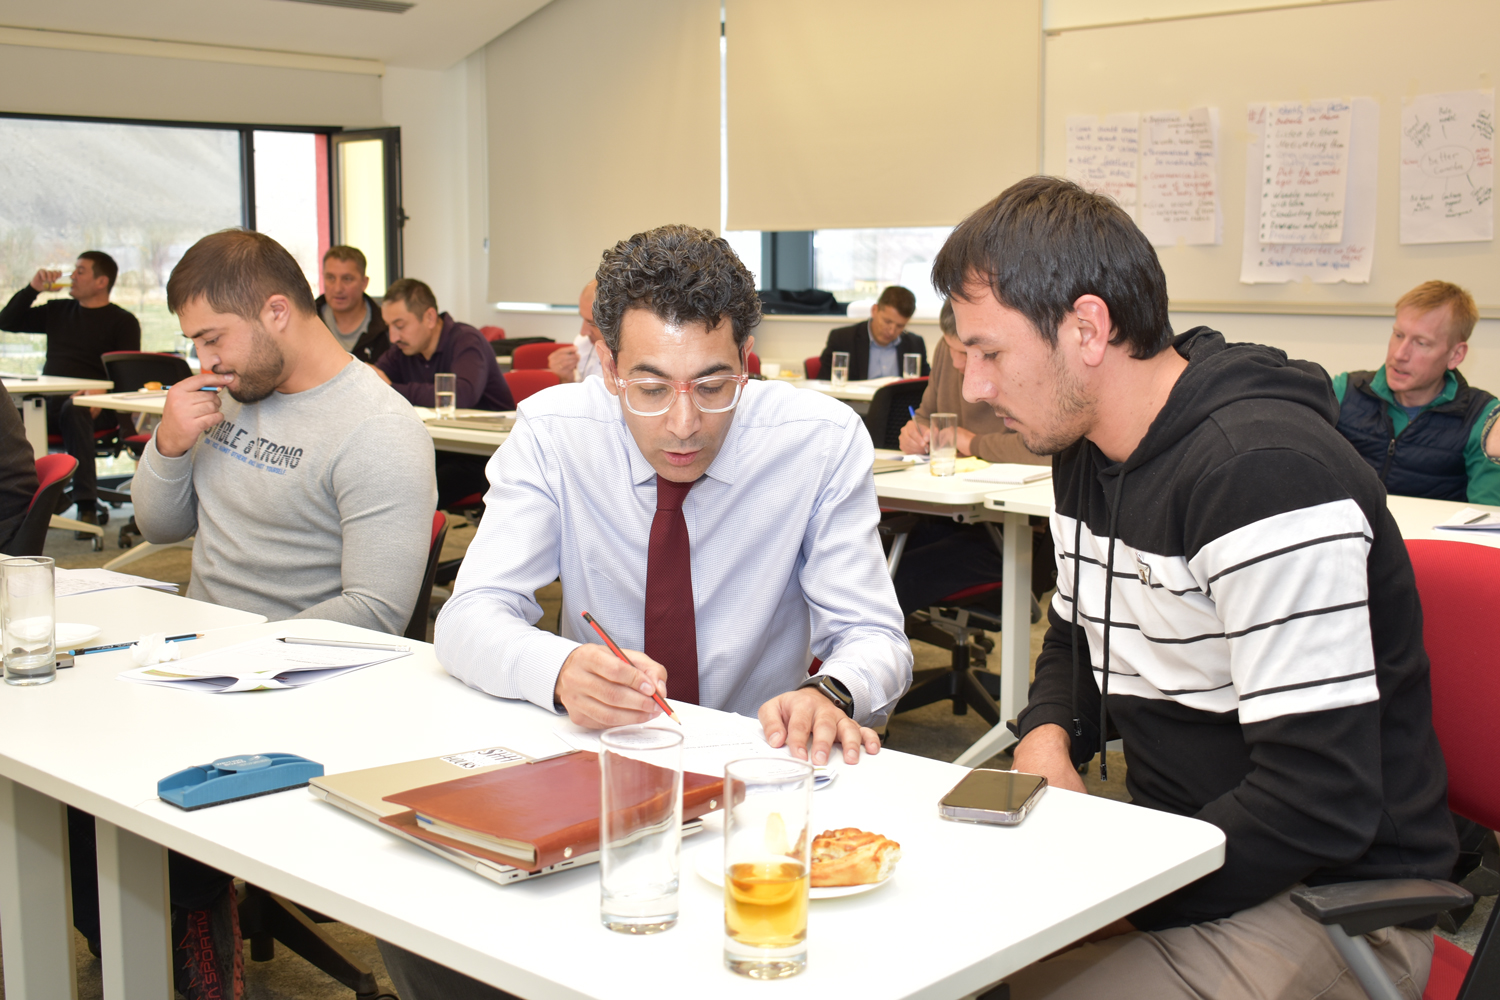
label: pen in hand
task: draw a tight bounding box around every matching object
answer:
[580,611,681,724]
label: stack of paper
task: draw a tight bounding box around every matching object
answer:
[119,634,410,693]
[963,464,1053,485]
[55,567,179,598]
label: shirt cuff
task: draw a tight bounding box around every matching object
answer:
[142,436,195,481]
[513,630,585,714]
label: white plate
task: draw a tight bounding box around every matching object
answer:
[54,623,101,649]
[693,843,891,899]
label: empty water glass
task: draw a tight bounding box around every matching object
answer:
[3,556,56,686]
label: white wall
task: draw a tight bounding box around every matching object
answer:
[380,54,492,326]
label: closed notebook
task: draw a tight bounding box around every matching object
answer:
[381,751,723,872]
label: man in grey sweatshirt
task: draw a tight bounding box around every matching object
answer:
[132,229,437,634]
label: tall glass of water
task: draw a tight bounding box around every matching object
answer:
[929,412,958,477]
[830,351,850,387]
[724,757,814,979]
[434,372,457,420]
[903,353,921,379]
[599,725,685,934]
[3,556,56,686]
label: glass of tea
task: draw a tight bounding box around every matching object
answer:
[722,757,814,979]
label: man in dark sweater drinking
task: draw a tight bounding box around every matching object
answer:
[933,177,1457,1000]
[0,251,140,527]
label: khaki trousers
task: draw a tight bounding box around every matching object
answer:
[1006,888,1433,1000]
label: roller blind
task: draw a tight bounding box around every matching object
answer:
[486,0,721,305]
[726,0,1042,232]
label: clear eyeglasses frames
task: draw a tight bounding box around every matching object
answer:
[614,373,750,417]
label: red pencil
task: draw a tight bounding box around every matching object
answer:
[581,611,682,724]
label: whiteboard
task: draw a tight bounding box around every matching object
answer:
[1044,0,1500,313]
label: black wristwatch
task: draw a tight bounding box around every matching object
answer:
[798,673,854,716]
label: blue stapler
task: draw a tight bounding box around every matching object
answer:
[158,753,324,810]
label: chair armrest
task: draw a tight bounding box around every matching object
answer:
[1291,880,1472,936]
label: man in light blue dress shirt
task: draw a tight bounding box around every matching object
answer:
[436,225,911,763]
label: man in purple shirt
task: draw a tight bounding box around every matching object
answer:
[373,278,515,506]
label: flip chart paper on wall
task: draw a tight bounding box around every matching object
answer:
[1065,112,1140,219]
[1400,90,1495,245]
[1258,99,1354,244]
[1139,107,1220,246]
[1240,98,1378,284]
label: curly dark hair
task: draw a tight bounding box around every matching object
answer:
[592,224,760,357]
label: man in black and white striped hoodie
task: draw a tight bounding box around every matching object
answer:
[933,176,1457,1000]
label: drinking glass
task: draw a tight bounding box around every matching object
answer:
[903,353,921,379]
[723,757,814,979]
[929,412,958,477]
[3,556,56,686]
[599,725,685,934]
[434,373,457,420]
[830,351,850,387]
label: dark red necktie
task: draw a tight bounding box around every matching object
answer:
[644,475,699,705]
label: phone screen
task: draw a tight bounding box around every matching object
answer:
[941,770,1046,811]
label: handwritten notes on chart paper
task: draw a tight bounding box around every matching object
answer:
[1259,99,1353,244]
[1401,91,1495,244]
[1066,114,1140,218]
[1241,99,1378,284]
[1139,108,1221,246]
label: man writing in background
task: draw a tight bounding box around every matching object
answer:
[374,278,515,507]
[890,299,1051,614]
[0,251,140,531]
[315,244,391,363]
[546,279,605,382]
[818,284,929,380]
[1331,280,1499,504]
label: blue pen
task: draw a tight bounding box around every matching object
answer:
[75,632,204,655]
[908,406,917,420]
[200,385,221,392]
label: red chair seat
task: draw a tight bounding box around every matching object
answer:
[747,351,761,375]
[1422,937,1470,1000]
[941,581,1003,604]
[448,492,485,509]
[805,357,822,379]
[480,326,506,342]
[510,342,567,370]
[505,369,562,403]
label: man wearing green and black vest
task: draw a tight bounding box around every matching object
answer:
[0,251,141,529]
[1332,280,1500,504]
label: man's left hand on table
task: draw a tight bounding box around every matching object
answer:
[759,686,880,765]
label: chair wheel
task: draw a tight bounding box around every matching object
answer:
[92,535,104,552]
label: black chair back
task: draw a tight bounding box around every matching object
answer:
[101,352,194,393]
[863,378,929,449]
[405,512,450,640]
[2,454,76,556]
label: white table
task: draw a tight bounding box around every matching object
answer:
[781,377,899,414]
[3,375,115,460]
[0,596,1225,1000]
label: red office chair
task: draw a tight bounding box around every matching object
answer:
[505,369,561,403]
[510,342,569,370]
[1290,538,1499,1000]
[1,455,76,557]
[805,357,822,379]
[479,326,506,343]
[404,511,449,641]
[747,352,761,375]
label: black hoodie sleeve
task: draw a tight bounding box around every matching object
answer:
[1016,599,1102,767]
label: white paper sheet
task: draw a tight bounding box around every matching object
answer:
[1400,90,1495,245]
[1139,107,1220,246]
[1258,99,1354,244]
[1240,98,1379,284]
[118,634,410,692]
[54,567,179,598]
[1065,113,1141,218]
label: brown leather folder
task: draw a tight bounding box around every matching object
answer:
[381,751,724,873]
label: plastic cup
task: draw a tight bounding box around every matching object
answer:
[3,557,56,686]
[929,412,958,476]
[599,725,685,934]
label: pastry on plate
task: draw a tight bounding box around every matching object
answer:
[810,828,901,887]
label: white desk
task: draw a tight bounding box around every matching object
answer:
[782,377,899,414]
[87,393,513,459]
[0,598,1225,1000]
[3,375,115,459]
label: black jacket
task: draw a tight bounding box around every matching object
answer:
[1335,369,1494,502]
[1017,328,1456,931]
[818,321,929,381]
[0,383,38,552]
[314,293,391,364]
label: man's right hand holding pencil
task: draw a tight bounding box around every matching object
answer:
[554,643,670,729]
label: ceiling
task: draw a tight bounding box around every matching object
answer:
[0,0,553,70]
